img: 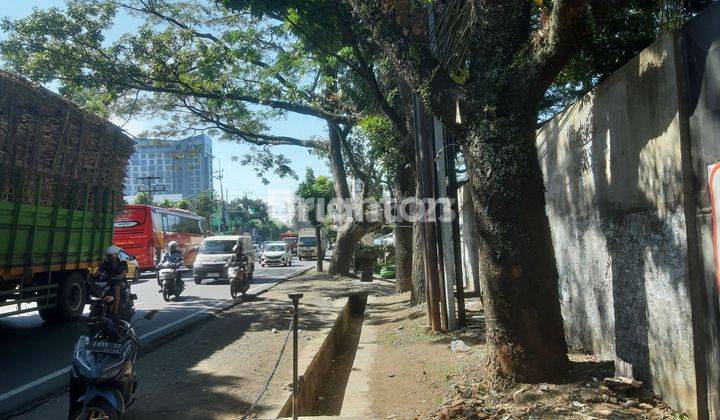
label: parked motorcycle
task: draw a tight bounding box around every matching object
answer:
[68,280,158,419]
[157,263,184,302]
[228,262,250,299]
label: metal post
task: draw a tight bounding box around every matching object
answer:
[446,135,466,326]
[315,224,323,272]
[413,95,442,332]
[289,293,303,420]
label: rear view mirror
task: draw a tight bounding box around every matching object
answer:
[143,310,159,320]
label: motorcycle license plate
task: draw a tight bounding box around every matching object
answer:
[207,272,220,278]
[87,339,124,355]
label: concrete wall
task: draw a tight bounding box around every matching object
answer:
[457,182,481,294]
[537,33,699,417]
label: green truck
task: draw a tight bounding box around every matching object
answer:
[0,72,134,321]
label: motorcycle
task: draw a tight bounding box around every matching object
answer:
[228,262,250,299]
[157,263,184,302]
[68,280,158,420]
[91,274,136,323]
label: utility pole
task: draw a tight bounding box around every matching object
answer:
[413,94,442,332]
[213,160,227,233]
[446,134,467,326]
[136,175,167,202]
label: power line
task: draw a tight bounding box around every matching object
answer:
[213,160,228,231]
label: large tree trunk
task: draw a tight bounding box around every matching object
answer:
[394,164,414,293]
[463,110,568,388]
[329,221,367,276]
[410,192,426,306]
[325,120,357,275]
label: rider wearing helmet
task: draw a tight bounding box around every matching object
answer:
[160,241,184,265]
[98,245,128,316]
[159,241,184,289]
[227,241,248,268]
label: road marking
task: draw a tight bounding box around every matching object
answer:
[0,367,71,402]
[138,302,227,341]
[0,265,312,405]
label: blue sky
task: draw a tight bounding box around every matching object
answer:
[1,0,331,222]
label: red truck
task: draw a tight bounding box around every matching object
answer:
[280,231,298,255]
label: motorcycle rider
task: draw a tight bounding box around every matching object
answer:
[227,241,248,269]
[97,245,129,318]
[159,241,184,291]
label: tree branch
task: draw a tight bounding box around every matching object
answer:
[119,0,346,118]
[533,0,631,92]
[344,0,462,131]
[532,0,590,91]
[180,97,327,149]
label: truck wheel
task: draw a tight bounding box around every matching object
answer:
[38,307,61,323]
[132,269,140,282]
[57,272,86,320]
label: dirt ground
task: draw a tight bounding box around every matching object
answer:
[359,295,683,419]
[355,293,488,419]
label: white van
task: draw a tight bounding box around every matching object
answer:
[193,235,255,284]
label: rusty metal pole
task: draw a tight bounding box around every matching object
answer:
[446,135,466,326]
[413,94,442,332]
[289,293,303,420]
[315,224,323,272]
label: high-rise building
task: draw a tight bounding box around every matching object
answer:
[124,134,213,198]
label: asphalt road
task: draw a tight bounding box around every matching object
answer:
[0,259,314,416]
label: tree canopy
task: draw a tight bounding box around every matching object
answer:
[296,167,335,226]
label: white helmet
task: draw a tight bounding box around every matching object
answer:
[106,245,120,255]
[168,241,178,251]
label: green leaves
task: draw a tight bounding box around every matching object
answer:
[0,0,331,151]
[234,146,297,185]
[296,167,334,225]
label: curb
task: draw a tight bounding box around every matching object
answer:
[0,266,314,418]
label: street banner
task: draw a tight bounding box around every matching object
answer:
[710,162,720,287]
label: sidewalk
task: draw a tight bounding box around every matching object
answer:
[338,291,481,419]
[336,291,681,419]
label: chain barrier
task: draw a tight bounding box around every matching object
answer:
[241,319,293,420]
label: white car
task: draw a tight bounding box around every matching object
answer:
[261,242,292,267]
[193,235,255,284]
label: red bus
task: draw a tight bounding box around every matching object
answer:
[113,205,208,271]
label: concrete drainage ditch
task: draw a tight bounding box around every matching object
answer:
[277,292,367,417]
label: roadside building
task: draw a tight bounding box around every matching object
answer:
[123,134,213,199]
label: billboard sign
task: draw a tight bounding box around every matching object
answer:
[709,162,720,286]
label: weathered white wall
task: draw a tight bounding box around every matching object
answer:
[457,183,480,293]
[537,33,698,418]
